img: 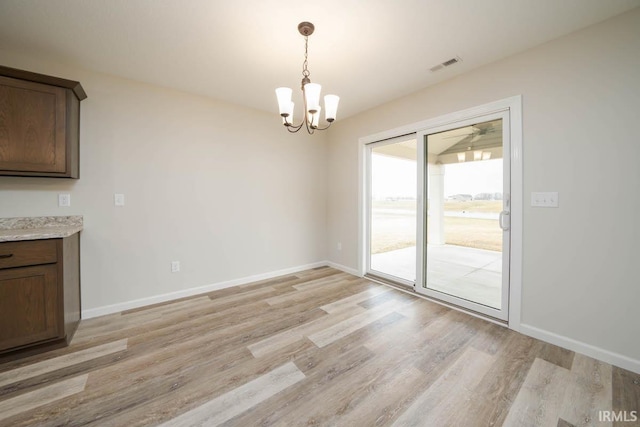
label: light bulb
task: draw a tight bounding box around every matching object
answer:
[275,87,293,117]
[324,95,339,122]
[304,83,321,113]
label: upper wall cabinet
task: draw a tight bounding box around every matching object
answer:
[0,66,87,178]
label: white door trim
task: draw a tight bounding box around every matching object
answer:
[358,95,523,330]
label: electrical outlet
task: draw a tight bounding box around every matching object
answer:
[58,193,71,207]
[337,242,342,251]
[114,193,125,206]
[171,261,180,273]
[531,192,559,208]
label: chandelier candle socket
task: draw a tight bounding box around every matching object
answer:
[275,21,340,134]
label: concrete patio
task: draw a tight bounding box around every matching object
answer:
[371,244,502,309]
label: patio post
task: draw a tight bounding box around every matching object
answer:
[429,163,445,245]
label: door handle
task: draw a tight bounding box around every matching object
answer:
[499,211,510,231]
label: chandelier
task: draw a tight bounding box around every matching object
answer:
[275,22,339,134]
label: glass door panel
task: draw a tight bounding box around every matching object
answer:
[419,113,510,320]
[367,136,417,284]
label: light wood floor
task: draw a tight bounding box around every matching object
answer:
[0,267,638,426]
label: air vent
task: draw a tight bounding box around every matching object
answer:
[430,56,462,73]
[442,57,459,66]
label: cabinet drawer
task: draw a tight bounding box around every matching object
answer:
[0,239,58,269]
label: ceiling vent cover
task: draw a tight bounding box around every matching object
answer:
[430,56,462,73]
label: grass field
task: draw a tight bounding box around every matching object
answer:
[443,200,502,213]
[434,217,502,252]
[371,200,502,254]
[372,199,502,212]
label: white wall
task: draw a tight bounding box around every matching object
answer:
[327,9,640,367]
[0,51,328,314]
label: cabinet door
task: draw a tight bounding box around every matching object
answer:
[0,76,67,173]
[0,264,61,351]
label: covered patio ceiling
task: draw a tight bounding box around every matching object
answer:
[372,119,504,164]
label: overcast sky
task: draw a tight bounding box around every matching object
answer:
[371,155,503,199]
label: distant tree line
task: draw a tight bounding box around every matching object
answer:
[448,192,502,201]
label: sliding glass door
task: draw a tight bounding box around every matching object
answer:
[360,98,521,323]
[365,135,417,286]
[416,112,511,320]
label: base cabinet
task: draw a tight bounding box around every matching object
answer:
[0,264,60,351]
[0,234,80,354]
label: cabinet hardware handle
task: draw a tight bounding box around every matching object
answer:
[0,254,13,259]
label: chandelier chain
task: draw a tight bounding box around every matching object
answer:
[302,36,310,78]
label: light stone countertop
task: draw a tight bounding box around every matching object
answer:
[0,216,83,242]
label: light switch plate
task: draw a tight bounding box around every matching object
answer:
[531,192,559,207]
[171,261,180,273]
[58,193,71,207]
[114,193,125,206]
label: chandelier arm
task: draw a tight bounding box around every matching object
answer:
[304,119,315,134]
[313,121,334,131]
[286,124,303,133]
[284,113,306,130]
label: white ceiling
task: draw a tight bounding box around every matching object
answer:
[1,0,638,119]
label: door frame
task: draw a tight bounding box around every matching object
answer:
[358,95,523,329]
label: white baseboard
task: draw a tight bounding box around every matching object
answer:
[519,323,640,374]
[82,261,328,319]
[326,261,360,276]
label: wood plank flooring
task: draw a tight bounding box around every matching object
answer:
[0,267,637,426]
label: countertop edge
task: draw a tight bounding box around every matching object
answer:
[0,226,83,242]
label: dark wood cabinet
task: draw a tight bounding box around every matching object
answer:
[0,234,80,354]
[0,264,60,351]
[0,66,86,178]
